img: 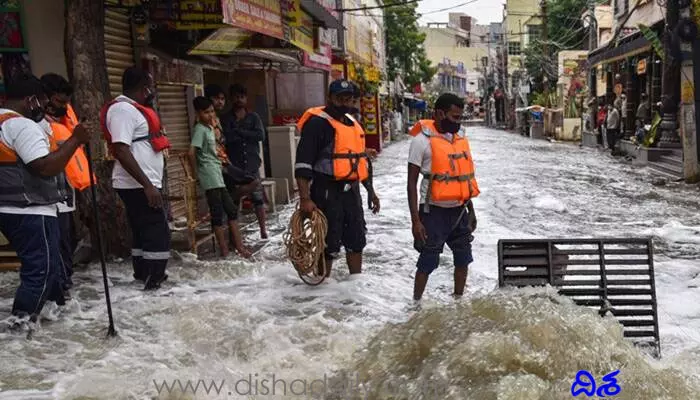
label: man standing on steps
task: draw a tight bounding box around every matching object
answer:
[102,66,170,290]
[0,73,90,323]
[407,93,479,301]
[295,79,380,279]
[221,84,268,239]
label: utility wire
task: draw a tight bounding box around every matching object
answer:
[336,0,420,12]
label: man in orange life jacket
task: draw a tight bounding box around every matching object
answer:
[103,66,170,290]
[40,73,91,293]
[407,93,478,301]
[295,79,380,278]
[0,73,90,323]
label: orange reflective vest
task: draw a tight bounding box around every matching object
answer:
[409,119,434,137]
[296,106,324,133]
[48,104,95,191]
[299,107,369,181]
[418,120,480,211]
[0,112,67,207]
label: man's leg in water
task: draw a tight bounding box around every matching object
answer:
[446,207,474,298]
[313,182,342,277]
[342,185,367,275]
[414,207,450,300]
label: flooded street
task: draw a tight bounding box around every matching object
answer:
[2,127,700,399]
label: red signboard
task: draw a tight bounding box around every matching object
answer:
[303,43,332,71]
[222,0,283,39]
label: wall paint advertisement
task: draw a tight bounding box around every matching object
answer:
[222,0,283,39]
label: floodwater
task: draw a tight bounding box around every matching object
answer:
[1,127,700,399]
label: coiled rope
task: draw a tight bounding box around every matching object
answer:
[283,207,328,285]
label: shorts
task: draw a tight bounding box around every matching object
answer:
[205,187,238,226]
[415,205,473,275]
[311,180,366,258]
[224,172,265,209]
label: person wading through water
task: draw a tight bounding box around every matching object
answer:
[407,93,479,301]
[295,79,380,278]
[0,73,90,324]
[40,73,94,295]
[100,66,171,290]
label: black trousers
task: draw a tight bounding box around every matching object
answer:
[117,189,170,283]
[310,180,367,258]
[607,128,620,151]
[58,211,76,290]
[205,187,238,226]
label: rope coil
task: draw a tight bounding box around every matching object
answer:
[283,207,329,285]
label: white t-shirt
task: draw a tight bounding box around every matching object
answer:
[107,95,164,189]
[38,119,75,213]
[0,109,59,217]
[407,128,467,209]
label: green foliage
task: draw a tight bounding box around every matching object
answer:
[523,0,588,88]
[384,2,437,88]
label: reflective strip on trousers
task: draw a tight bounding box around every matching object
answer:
[132,249,144,257]
[143,251,170,260]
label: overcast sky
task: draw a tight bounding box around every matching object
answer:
[417,0,506,26]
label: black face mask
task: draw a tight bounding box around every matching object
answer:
[440,119,461,134]
[349,107,360,115]
[336,105,353,115]
[144,94,156,107]
[47,105,67,118]
[29,106,45,123]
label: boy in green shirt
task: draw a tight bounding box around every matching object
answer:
[189,96,251,258]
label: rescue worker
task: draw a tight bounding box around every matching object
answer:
[0,73,90,323]
[295,79,380,278]
[100,66,170,290]
[40,73,94,293]
[221,84,268,239]
[407,93,479,301]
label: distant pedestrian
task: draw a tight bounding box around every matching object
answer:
[606,101,621,155]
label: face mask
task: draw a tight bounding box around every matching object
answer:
[27,96,45,123]
[440,119,461,134]
[349,107,360,115]
[47,105,67,118]
[144,88,156,107]
[336,105,353,115]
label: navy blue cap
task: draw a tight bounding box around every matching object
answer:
[329,79,355,95]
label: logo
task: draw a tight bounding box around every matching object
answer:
[571,369,621,398]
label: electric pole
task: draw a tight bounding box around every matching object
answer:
[659,0,681,146]
[541,0,549,93]
[587,0,597,133]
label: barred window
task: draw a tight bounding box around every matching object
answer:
[508,42,521,55]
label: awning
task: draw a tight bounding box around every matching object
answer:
[588,31,651,67]
[229,49,301,65]
[301,0,341,30]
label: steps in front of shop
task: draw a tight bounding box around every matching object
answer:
[648,150,683,181]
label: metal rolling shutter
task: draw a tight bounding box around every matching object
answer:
[104,8,134,97]
[157,84,192,219]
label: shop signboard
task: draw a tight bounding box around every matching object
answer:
[361,93,378,135]
[222,0,283,39]
[303,43,332,71]
[282,4,315,54]
[175,0,226,30]
[188,27,249,55]
[317,0,338,19]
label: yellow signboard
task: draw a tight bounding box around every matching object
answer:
[288,10,314,54]
[188,27,249,55]
[175,0,226,30]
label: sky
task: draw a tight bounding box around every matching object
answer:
[417,0,506,26]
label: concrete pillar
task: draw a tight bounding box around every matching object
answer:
[267,125,298,193]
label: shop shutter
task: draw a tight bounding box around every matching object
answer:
[157,84,192,219]
[104,8,134,97]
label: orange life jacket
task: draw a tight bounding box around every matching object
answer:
[99,98,171,154]
[409,119,434,137]
[299,107,369,181]
[0,112,67,206]
[419,120,479,211]
[296,106,324,133]
[48,107,95,191]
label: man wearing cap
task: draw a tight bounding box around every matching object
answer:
[295,79,380,278]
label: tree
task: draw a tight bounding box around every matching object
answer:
[523,0,588,91]
[65,0,131,258]
[384,2,436,88]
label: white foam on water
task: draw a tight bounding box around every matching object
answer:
[0,128,699,399]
